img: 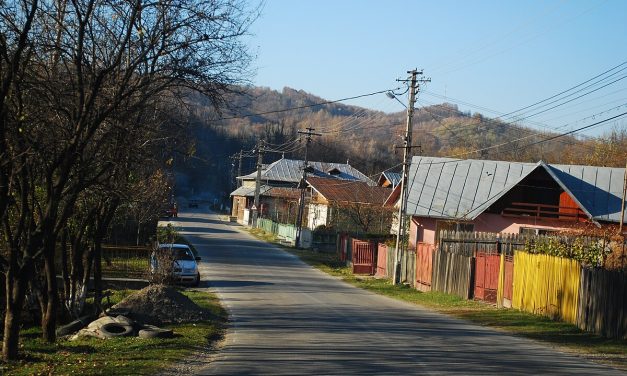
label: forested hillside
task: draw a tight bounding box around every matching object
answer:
[175,86,627,202]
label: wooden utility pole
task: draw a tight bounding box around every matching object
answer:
[252,141,264,227]
[295,127,321,247]
[393,69,430,285]
[237,150,243,188]
[620,159,627,234]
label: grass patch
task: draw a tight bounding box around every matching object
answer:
[101,257,149,279]
[1,288,226,376]
[247,228,627,369]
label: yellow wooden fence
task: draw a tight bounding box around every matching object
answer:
[511,251,581,324]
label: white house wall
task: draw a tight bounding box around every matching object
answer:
[308,203,329,229]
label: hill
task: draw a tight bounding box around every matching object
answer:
[175,86,624,201]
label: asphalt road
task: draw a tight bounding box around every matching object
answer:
[173,210,624,375]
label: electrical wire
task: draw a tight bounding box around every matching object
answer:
[210,87,400,122]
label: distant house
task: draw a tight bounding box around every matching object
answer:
[306,177,392,233]
[389,156,626,250]
[230,157,374,224]
[377,171,401,189]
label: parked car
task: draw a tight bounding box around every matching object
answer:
[188,199,199,208]
[151,244,201,286]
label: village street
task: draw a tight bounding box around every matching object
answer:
[174,210,624,375]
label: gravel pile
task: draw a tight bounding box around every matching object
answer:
[112,284,211,326]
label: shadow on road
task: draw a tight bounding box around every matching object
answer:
[209,280,274,288]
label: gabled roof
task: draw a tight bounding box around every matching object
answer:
[238,158,375,185]
[378,171,401,188]
[547,163,626,223]
[307,177,391,205]
[229,185,272,197]
[404,156,627,224]
[229,185,300,199]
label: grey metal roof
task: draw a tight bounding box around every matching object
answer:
[229,185,271,197]
[547,163,626,223]
[405,156,627,224]
[238,158,375,185]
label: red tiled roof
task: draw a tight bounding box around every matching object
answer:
[307,177,391,205]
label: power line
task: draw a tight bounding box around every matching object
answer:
[497,60,627,119]
[445,111,627,160]
[211,87,400,121]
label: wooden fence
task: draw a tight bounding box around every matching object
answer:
[431,249,473,299]
[256,218,312,248]
[512,251,581,324]
[401,249,416,284]
[438,230,532,256]
[415,243,434,292]
[496,253,514,308]
[577,267,627,339]
[376,244,395,278]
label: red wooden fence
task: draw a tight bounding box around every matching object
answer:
[475,252,500,303]
[376,244,388,277]
[415,243,434,292]
[351,239,376,275]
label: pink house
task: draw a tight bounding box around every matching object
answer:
[390,157,626,249]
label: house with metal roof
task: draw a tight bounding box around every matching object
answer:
[230,157,374,223]
[377,171,402,189]
[394,156,626,248]
[306,177,392,233]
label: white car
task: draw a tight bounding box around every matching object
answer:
[152,244,201,286]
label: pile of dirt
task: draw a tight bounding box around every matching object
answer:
[111,284,211,326]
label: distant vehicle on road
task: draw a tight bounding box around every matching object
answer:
[151,244,200,286]
[188,199,200,208]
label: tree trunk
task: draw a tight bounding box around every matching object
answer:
[93,239,103,313]
[41,248,58,343]
[3,266,29,361]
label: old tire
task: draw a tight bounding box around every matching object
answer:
[99,322,134,338]
[57,315,93,337]
[138,326,174,339]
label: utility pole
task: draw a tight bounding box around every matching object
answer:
[252,140,264,227]
[295,127,321,247]
[237,150,243,188]
[393,69,430,285]
[620,159,627,234]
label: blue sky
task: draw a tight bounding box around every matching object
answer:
[246,0,627,137]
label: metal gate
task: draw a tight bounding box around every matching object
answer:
[416,243,434,292]
[351,239,376,275]
[475,252,500,303]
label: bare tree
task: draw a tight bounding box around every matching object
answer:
[2,0,257,360]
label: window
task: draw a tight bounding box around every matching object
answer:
[519,227,557,236]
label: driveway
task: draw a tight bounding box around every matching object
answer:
[173,210,624,375]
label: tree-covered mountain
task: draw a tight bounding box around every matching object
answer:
[175,86,626,203]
